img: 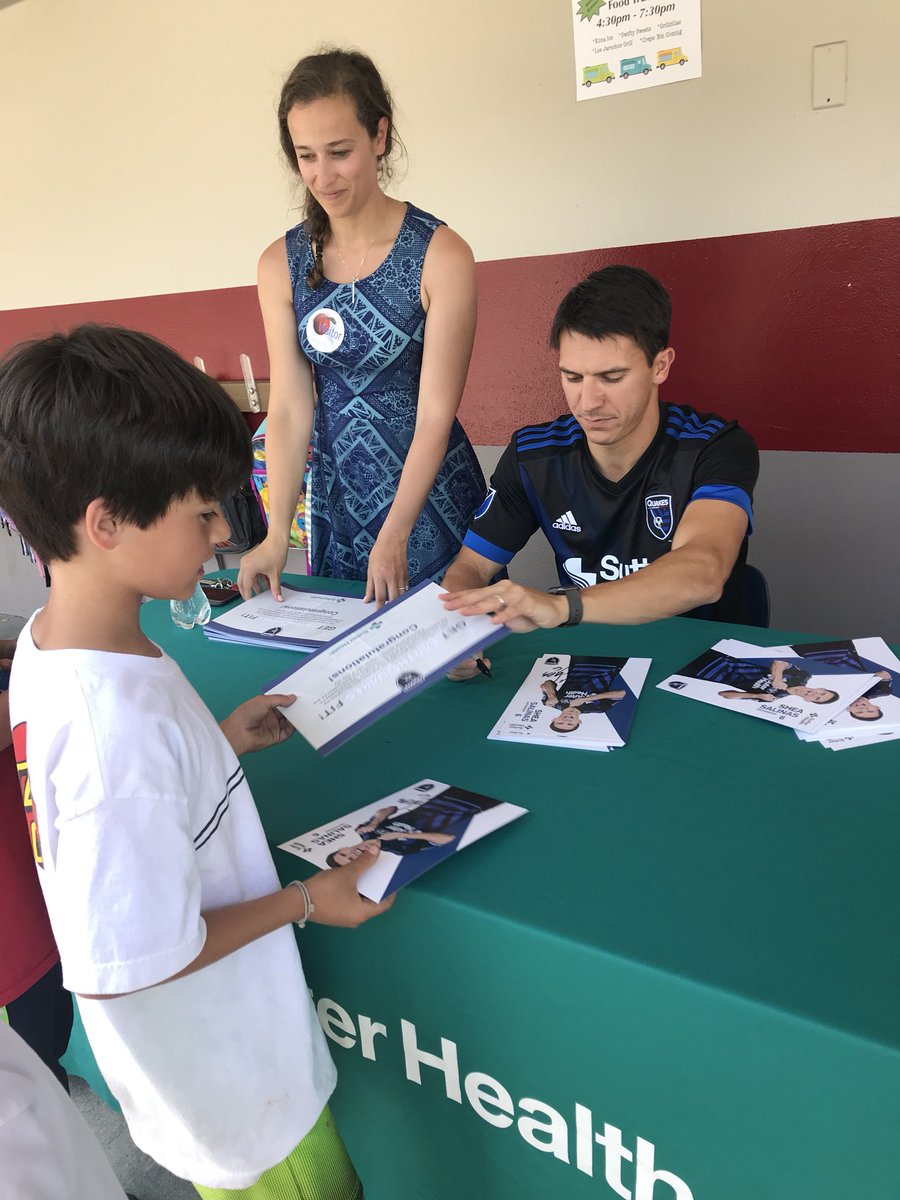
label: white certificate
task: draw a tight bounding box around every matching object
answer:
[204,584,371,651]
[264,581,508,754]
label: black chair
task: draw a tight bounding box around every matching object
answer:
[742,564,771,628]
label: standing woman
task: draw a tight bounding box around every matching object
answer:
[238,49,485,605]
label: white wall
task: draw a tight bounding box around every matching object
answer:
[1,0,898,307]
[2,0,898,638]
[1,531,48,618]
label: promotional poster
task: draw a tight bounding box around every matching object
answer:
[279,780,527,901]
[488,653,651,751]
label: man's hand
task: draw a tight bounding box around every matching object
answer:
[446,653,491,682]
[220,693,296,756]
[304,844,395,927]
[440,581,567,632]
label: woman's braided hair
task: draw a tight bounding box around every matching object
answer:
[278,48,402,289]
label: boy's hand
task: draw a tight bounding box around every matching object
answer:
[304,844,395,928]
[220,693,296,756]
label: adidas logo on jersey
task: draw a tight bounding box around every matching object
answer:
[552,510,582,532]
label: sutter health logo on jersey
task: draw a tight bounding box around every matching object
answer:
[552,510,582,532]
[565,557,649,586]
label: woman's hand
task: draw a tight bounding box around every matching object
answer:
[364,527,409,607]
[237,535,290,602]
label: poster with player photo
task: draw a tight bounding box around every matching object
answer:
[488,653,651,751]
[278,780,527,901]
[658,640,879,735]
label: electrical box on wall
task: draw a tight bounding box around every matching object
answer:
[812,41,847,109]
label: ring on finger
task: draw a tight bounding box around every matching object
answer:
[495,594,507,610]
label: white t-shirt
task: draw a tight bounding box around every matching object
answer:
[9,616,336,1188]
[0,1023,127,1200]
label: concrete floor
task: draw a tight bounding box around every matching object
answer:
[70,1076,197,1199]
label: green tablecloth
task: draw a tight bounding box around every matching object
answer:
[67,578,900,1198]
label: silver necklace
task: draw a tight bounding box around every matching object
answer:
[334,235,376,306]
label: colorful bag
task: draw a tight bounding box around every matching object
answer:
[250,418,311,549]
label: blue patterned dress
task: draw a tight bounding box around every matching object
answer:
[286,203,485,583]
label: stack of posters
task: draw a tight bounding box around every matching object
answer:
[203,584,371,652]
[765,637,899,751]
[266,581,508,754]
[278,780,527,901]
[658,637,887,740]
[487,653,652,752]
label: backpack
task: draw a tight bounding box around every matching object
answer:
[215,480,268,555]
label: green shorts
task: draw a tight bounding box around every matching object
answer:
[192,1106,362,1200]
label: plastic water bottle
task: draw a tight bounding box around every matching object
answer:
[170,583,211,629]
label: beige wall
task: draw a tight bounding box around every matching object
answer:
[1,0,898,308]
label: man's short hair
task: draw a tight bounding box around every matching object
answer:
[549,265,672,365]
[0,325,251,563]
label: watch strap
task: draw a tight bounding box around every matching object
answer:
[551,586,584,627]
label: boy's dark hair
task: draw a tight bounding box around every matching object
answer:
[549,265,672,365]
[0,325,251,563]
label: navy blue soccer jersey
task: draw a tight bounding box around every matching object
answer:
[546,656,626,713]
[792,640,893,699]
[688,650,809,697]
[463,402,758,621]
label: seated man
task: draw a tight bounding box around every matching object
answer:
[441,265,759,674]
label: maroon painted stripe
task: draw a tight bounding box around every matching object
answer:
[1,216,897,452]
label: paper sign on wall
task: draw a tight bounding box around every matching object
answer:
[572,0,702,101]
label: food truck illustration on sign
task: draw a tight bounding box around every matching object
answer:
[657,47,688,69]
[619,55,652,78]
[582,63,615,86]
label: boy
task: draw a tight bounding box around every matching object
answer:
[0,326,391,1198]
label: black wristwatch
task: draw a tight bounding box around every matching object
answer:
[549,586,584,627]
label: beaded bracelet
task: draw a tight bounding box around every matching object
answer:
[287,879,315,928]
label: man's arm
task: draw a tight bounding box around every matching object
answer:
[718,690,772,702]
[379,830,454,845]
[441,499,749,630]
[441,545,504,594]
[573,690,627,706]
[769,661,790,690]
[355,805,399,835]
